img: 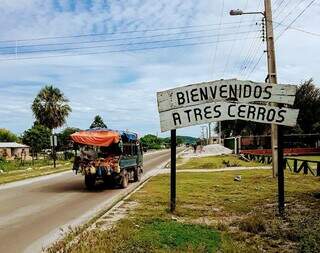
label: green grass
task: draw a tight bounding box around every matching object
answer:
[0,158,68,172]
[49,219,221,253]
[177,155,264,170]
[0,160,71,184]
[130,219,220,252]
[48,169,320,252]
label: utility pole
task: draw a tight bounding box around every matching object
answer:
[264,0,284,215]
[264,0,280,179]
[230,0,285,217]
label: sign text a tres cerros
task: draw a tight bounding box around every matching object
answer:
[159,101,299,132]
[157,79,297,112]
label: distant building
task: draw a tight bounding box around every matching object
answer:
[0,142,30,160]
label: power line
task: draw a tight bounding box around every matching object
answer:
[274,22,320,37]
[276,0,318,39]
[0,24,257,50]
[0,20,257,44]
[0,36,260,62]
[239,35,263,77]
[221,0,249,77]
[273,0,287,15]
[246,0,317,79]
[1,30,260,56]
[242,41,264,79]
[246,51,265,78]
[274,0,292,18]
[233,1,261,74]
[210,0,225,79]
[274,0,307,27]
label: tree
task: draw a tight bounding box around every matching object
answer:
[22,123,51,155]
[90,115,107,129]
[0,128,18,142]
[290,79,320,134]
[32,85,72,131]
[57,127,80,149]
[140,134,162,149]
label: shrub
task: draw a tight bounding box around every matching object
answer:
[238,215,266,234]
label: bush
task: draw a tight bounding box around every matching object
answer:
[238,215,266,234]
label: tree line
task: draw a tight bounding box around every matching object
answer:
[0,85,109,157]
[140,134,197,150]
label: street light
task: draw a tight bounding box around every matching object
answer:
[229,9,243,16]
[229,9,264,16]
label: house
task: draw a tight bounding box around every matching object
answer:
[0,142,30,160]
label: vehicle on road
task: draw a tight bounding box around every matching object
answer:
[71,128,143,189]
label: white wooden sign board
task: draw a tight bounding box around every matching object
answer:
[157,79,297,113]
[157,79,299,132]
[159,101,299,132]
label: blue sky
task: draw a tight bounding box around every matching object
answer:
[0,0,319,138]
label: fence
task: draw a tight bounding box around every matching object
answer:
[240,134,320,150]
[239,153,320,176]
[284,157,320,176]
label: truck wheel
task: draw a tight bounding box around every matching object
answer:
[121,171,129,188]
[134,166,142,182]
[85,174,96,190]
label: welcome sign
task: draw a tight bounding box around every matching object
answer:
[157,79,299,132]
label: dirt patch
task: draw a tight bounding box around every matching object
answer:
[90,201,139,231]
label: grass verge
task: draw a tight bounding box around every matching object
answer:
[48,168,320,252]
[0,161,71,184]
[177,154,264,170]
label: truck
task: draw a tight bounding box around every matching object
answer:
[71,128,143,189]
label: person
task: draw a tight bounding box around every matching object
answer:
[193,144,197,153]
[21,149,26,160]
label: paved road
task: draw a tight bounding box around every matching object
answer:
[0,149,172,253]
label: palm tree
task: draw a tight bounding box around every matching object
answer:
[32,85,72,131]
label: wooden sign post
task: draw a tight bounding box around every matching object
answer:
[157,79,299,215]
[170,129,176,212]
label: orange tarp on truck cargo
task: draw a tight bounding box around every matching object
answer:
[71,130,120,147]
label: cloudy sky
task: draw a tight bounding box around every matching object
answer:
[0,0,319,137]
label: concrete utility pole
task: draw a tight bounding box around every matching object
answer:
[264,0,284,216]
[230,0,285,216]
[264,0,280,178]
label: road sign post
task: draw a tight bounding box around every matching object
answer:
[170,129,176,212]
[277,125,285,216]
